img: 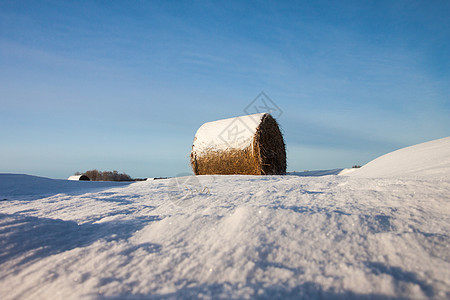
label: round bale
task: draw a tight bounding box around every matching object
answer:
[191,113,286,175]
[68,175,90,181]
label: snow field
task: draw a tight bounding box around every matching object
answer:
[1,173,449,299]
[1,137,449,299]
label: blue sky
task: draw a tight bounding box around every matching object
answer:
[1,0,449,179]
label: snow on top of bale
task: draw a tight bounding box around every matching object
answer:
[192,113,266,154]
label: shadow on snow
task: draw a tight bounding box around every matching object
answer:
[0,213,160,274]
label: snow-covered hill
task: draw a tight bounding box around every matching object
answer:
[1,137,449,299]
[349,136,450,179]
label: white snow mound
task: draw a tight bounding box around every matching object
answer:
[349,136,450,178]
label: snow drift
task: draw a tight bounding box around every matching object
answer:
[350,136,450,178]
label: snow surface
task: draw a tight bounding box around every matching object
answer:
[192,113,265,154]
[1,137,450,299]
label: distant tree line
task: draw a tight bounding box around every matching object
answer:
[74,169,133,181]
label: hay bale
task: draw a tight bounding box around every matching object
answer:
[191,113,286,175]
[68,175,90,181]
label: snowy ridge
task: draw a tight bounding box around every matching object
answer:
[350,136,450,178]
[192,113,265,154]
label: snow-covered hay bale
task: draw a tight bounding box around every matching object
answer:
[191,113,286,175]
[68,175,90,181]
